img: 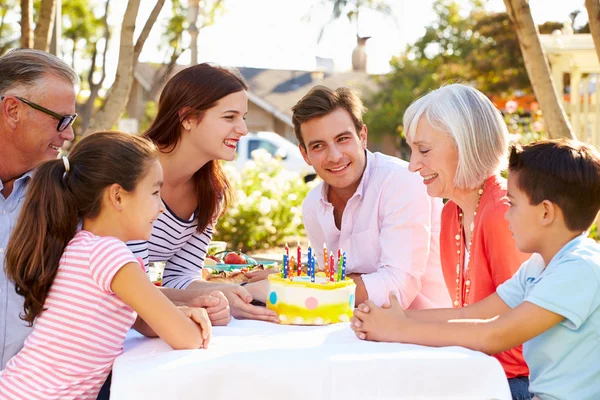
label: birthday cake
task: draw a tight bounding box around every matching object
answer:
[267,274,356,325]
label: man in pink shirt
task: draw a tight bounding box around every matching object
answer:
[292,86,450,308]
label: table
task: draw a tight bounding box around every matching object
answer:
[111,319,510,400]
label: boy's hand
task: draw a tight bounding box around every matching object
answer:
[179,306,212,349]
[351,293,407,342]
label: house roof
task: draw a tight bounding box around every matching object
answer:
[135,63,379,127]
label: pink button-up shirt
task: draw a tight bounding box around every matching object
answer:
[302,151,451,308]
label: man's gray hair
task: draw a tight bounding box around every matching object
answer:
[0,48,79,94]
[403,83,508,189]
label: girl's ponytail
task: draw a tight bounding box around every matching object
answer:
[5,131,159,325]
[5,158,78,325]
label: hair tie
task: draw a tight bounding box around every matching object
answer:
[62,156,70,173]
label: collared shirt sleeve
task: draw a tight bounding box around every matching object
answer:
[360,170,436,308]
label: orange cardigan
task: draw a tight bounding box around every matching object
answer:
[440,175,530,379]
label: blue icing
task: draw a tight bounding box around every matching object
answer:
[269,291,278,305]
[349,293,355,308]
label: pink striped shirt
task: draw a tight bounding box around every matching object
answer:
[0,230,137,399]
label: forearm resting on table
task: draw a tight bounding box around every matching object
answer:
[160,281,233,301]
[133,316,158,337]
[405,293,511,322]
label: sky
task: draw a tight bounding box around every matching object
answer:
[118,0,588,75]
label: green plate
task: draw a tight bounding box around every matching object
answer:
[211,261,278,272]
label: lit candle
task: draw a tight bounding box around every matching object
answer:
[323,243,328,278]
[329,252,334,282]
[341,252,346,280]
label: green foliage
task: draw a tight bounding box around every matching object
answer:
[0,0,19,55]
[214,150,318,252]
[364,0,542,144]
[589,223,599,242]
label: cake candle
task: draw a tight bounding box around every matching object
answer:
[310,255,316,282]
[341,252,347,280]
[307,244,312,275]
[329,252,334,282]
[282,253,288,278]
[289,255,295,279]
[337,252,343,282]
[323,243,328,277]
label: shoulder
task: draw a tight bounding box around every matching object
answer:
[478,176,509,222]
[555,239,600,280]
[370,152,425,192]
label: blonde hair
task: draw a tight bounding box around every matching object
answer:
[403,83,508,189]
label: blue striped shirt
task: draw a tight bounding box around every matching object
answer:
[0,171,34,369]
[127,201,212,289]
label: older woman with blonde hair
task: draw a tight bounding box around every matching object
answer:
[352,84,532,399]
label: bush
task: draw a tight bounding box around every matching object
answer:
[214,149,318,251]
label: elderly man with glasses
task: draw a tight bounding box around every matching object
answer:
[0,49,79,370]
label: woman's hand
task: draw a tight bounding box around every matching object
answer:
[220,284,279,323]
[244,268,280,283]
[185,291,231,326]
[178,306,212,349]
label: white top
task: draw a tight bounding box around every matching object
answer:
[128,202,213,289]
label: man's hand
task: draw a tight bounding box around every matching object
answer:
[351,293,406,342]
[221,285,279,323]
[185,291,231,326]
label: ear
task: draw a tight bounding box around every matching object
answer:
[177,107,193,131]
[299,144,312,166]
[359,124,368,149]
[1,96,21,130]
[539,200,556,227]
[106,183,125,212]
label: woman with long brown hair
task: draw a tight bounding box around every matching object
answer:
[128,63,277,322]
[1,131,211,399]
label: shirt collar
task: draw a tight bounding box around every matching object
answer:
[547,233,589,268]
[0,170,34,193]
[318,150,374,205]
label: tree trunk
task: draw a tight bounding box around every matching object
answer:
[84,0,141,136]
[133,0,166,68]
[504,0,575,139]
[33,0,56,51]
[586,0,600,64]
[20,0,33,48]
[78,0,111,135]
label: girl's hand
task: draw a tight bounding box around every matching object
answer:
[178,306,212,349]
[351,293,407,342]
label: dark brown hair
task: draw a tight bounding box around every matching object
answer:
[508,139,600,232]
[143,63,248,232]
[5,131,159,325]
[291,85,366,149]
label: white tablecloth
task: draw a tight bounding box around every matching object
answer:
[111,319,510,400]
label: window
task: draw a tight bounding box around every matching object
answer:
[247,139,278,158]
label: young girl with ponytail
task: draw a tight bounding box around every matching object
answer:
[0,131,211,399]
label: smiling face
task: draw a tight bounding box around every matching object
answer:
[120,160,165,241]
[8,73,76,164]
[505,171,541,254]
[407,117,459,199]
[299,108,367,194]
[183,90,249,162]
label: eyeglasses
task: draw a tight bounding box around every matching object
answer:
[0,95,78,132]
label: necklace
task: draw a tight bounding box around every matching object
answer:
[453,186,484,308]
